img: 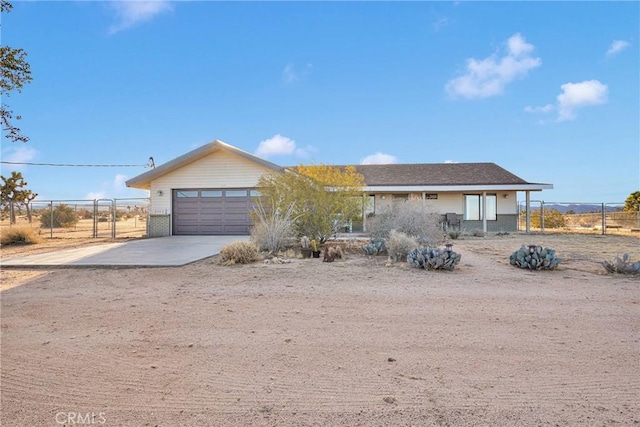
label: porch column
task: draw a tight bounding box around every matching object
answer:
[525,191,531,233]
[481,191,487,233]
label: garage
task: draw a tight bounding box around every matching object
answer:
[125,140,284,237]
[173,189,256,235]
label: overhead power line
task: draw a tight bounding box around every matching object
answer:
[1,157,156,168]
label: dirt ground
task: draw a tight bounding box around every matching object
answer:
[1,233,639,426]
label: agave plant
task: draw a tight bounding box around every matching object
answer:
[362,237,386,255]
[509,244,560,270]
[407,244,461,271]
[602,254,640,275]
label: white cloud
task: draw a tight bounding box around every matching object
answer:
[84,174,130,200]
[430,17,449,32]
[255,134,297,158]
[524,104,555,114]
[85,191,107,200]
[108,1,173,34]
[525,80,608,122]
[2,146,38,164]
[557,80,608,121]
[606,40,630,57]
[446,33,541,99]
[1,146,38,171]
[282,62,313,84]
[113,173,128,189]
[360,152,398,165]
[444,160,459,164]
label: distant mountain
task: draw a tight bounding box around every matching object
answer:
[527,204,622,213]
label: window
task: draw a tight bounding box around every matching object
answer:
[464,194,497,221]
[225,190,248,197]
[176,190,198,198]
[201,190,222,198]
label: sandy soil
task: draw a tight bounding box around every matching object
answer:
[1,233,639,426]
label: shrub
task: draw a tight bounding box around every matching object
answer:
[386,230,417,263]
[361,237,386,255]
[219,241,260,265]
[509,244,561,270]
[471,229,485,237]
[446,226,462,240]
[523,208,567,229]
[0,227,42,245]
[407,246,461,271]
[39,204,78,228]
[367,201,442,245]
[602,254,640,275]
[250,198,297,254]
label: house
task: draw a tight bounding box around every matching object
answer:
[126,140,552,237]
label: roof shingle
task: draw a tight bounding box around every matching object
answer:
[340,163,530,186]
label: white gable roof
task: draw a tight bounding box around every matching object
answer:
[126,140,284,189]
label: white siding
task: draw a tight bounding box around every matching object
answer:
[497,192,518,215]
[148,150,274,215]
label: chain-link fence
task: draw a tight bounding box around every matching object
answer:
[518,201,640,235]
[1,198,150,239]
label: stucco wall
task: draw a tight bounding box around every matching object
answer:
[370,191,517,216]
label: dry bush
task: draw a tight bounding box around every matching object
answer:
[471,229,486,237]
[250,198,297,253]
[386,230,417,263]
[1,227,42,245]
[367,201,443,245]
[219,241,260,265]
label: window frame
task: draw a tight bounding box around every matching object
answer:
[464,194,497,221]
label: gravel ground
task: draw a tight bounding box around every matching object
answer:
[1,233,639,426]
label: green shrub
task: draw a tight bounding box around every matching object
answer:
[1,227,42,245]
[39,204,78,228]
[219,241,260,265]
[523,208,567,229]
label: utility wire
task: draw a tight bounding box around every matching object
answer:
[1,157,156,168]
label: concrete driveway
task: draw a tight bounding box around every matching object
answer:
[0,235,249,268]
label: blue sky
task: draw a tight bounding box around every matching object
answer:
[1,1,638,203]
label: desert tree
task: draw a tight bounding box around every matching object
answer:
[257,165,366,242]
[1,0,32,143]
[1,171,37,223]
[623,191,640,212]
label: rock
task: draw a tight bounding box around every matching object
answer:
[383,396,396,404]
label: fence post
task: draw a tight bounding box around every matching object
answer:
[541,201,545,234]
[111,199,116,239]
[601,203,606,235]
[49,201,54,238]
[93,200,97,238]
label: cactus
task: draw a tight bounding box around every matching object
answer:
[602,253,640,275]
[509,244,561,270]
[407,245,461,271]
[362,237,386,255]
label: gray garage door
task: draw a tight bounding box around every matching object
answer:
[173,189,256,235]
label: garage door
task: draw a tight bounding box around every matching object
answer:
[173,189,256,235]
